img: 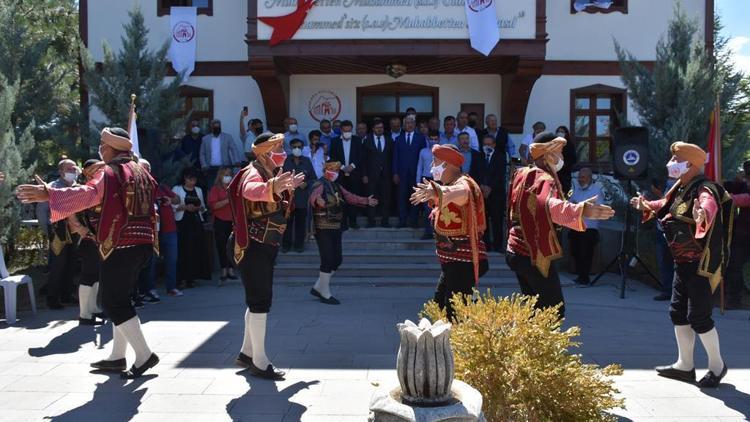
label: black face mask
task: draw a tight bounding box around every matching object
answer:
[468,121,477,128]
[212,127,221,136]
[254,127,264,135]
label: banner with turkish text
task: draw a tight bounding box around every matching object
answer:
[464,0,500,56]
[168,7,197,82]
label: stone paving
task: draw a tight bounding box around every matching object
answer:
[0,274,749,421]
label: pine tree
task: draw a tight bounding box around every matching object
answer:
[82,6,188,185]
[0,77,36,245]
[616,5,749,181]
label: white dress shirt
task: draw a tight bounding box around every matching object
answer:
[210,136,222,166]
[342,139,352,165]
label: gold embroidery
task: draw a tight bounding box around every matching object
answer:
[439,207,461,226]
[676,201,688,216]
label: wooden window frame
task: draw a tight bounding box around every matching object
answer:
[356,82,439,125]
[570,0,628,14]
[570,84,627,171]
[179,85,214,132]
[157,0,214,17]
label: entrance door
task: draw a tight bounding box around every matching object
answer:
[460,103,485,127]
[357,82,439,129]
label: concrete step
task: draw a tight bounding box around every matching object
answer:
[334,227,427,240]
[320,239,436,251]
[276,250,507,265]
[273,262,515,278]
[273,276,523,288]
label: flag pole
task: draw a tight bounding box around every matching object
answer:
[128,94,136,136]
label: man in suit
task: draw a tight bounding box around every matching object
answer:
[361,118,394,228]
[458,132,485,182]
[199,119,242,190]
[393,115,426,228]
[388,116,403,141]
[330,120,364,229]
[480,132,507,253]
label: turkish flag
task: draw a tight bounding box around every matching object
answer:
[258,0,315,46]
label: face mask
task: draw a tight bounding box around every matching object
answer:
[429,138,439,145]
[552,158,564,173]
[483,146,494,154]
[431,163,446,181]
[333,127,341,135]
[212,127,221,136]
[667,161,689,179]
[222,175,232,184]
[325,170,339,182]
[98,146,104,160]
[342,132,352,140]
[254,127,264,135]
[292,147,302,157]
[556,131,566,138]
[269,151,287,168]
[288,124,298,132]
[63,172,77,184]
[468,121,476,128]
[191,126,200,134]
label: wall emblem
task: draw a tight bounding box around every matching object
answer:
[172,21,195,43]
[308,90,342,123]
[467,0,493,13]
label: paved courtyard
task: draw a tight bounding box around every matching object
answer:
[0,275,749,421]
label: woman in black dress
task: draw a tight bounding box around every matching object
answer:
[173,167,207,288]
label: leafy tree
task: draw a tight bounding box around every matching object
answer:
[616,4,750,181]
[82,6,188,185]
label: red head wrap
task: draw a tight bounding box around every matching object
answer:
[432,144,464,168]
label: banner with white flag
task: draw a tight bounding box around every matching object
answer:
[464,0,500,56]
[128,99,140,158]
[167,7,197,82]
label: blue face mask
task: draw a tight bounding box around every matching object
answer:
[333,127,342,136]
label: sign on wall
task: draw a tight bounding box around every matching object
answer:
[257,0,535,41]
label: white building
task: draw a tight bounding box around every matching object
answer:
[81,0,713,167]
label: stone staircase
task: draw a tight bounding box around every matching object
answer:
[275,223,518,287]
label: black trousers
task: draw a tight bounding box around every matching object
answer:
[568,229,599,282]
[366,174,392,225]
[340,174,360,227]
[47,243,76,304]
[78,239,100,287]
[315,228,343,273]
[100,245,152,325]
[213,218,233,269]
[483,191,506,251]
[725,238,749,302]
[282,208,307,250]
[506,252,565,318]
[176,215,205,282]
[239,240,278,313]
[434,259,489,320]
[670,261,714,333]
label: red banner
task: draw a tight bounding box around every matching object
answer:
[705,102,721,182]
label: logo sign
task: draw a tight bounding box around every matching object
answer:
[623,149,640,166]
[308,90,341,123]
[172,21,195,43]
[468,0,493,12]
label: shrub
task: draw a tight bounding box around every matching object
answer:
[420,292,624,422]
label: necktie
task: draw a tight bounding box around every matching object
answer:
[407,133,411,146]
[377,137,382,152]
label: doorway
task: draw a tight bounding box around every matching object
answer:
[356,82,439,129]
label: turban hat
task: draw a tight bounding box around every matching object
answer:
[432,144,464,168]
[529,132,567,161]
[324,161,342,172]
[252,133,285,156]
[101,128,133,152]
[670,141,707,168]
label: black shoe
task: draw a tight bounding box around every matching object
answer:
[698,365,727,388]
[281,247,290,254]
[132,298,144,309]
[227,272,238,280]
[91,358,127,372]
[142,293,161,304]
[655,365,696,383]
[79,317,105,326]
[320,296,341,305]
[47,301,64,310]
[310,288,323,299]
[653,293,671,301]
[249,363,286,380]
[93,312,107,320]
[121,353,159,379]
[235,352,253,368]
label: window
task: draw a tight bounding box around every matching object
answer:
[570,0,627,14]
[158,0,213,17]
[178,86,214,137]
[570,84,626,169]
[356,82,438,128]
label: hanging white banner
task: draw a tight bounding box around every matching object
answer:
[168,7,197,82]
[465,0,501,56]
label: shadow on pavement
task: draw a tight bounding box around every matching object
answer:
[28,323,110,357]
[225,372,319,421]
[45,374,155,421]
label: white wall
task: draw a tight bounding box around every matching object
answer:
[289,74,503,134]
[86,0,247,62]
[545,0,706,61]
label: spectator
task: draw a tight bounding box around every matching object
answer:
[428,116,440,133]
[388,116,403,140]
[467,111,480,129]
[725,160,750,309]
[330,120,364,230]
[481,114,516,162]
[282,139,316,253]
[356,121,369,139]
[405,107,417,115]
[555,125,578,195]
[180,119,203,169]
[651,177,677,301]
[154,173,182,297]
[361,118,394,228]
[480,132,507,253]
[309,130,326,179]
[135,159,161,304]
[416,130,440,239]
[567,167,603,285]
[439,116,459,146]
[393,115,426,228]
[239,108,264,156]
[418,120,430,138]
[456,111,479,151]
[457,132,484,181]
[173,167,207,289]
[332,119,342,135]
[283,117,307,154]
[200,119,242,186]
[208,167,238,284]
[519,121,546,164]
[319,119,336,150]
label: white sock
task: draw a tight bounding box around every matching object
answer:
[698,328,725,375]
[90,283,102,315]
[314,271,332,299]
[248,312,271,369]
[79,286,92,319]
[673,325,695,371]
[107,324,128,361]
[117,316,153,367]
[240,308,253,357]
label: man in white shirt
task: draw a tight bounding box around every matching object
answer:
[308,130,326,179]
[456,111,479,151]
[330,120,363,229]
[567,167,603,285]
[519,121,546,164]
[199,119,242,186]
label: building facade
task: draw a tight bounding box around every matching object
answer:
[81,0,712,167]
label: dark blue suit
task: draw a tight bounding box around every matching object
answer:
[393,131,426,225]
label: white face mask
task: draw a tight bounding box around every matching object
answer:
[191,126,200,134]
[222,175,232,184]
[63,172,77,184]
[556,131,566,138]
[292,147,302,157]
[550,158,564,173]
[430,163,446,181]
[342,132,352,140]
[667,161,690,179]
[288,124,298,132]
[483,146,494,154]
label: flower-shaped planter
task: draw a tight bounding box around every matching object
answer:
[396,318,454,407]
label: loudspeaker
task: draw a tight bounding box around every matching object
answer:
[613,127,648,179]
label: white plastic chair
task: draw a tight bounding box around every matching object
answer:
[0,245,36,325]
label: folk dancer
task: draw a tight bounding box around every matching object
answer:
[410,144,488,319]
[505,133,615,318]
[630,142,733,388]
[228,133,305,380]
[309,160,378,305]
[17,128,160,378]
